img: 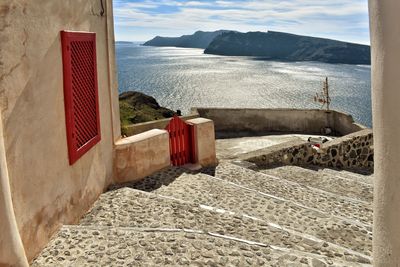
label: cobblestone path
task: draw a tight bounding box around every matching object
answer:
[32,159,373,266]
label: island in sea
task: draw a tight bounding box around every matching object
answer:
[143,30,370,65]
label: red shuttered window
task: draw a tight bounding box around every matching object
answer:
[61,31,101,165]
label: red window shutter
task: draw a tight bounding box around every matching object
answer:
[61,31,101,165]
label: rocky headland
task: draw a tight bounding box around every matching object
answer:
[205,31,371,64]
[144,30,371,65]
[142,30,231,49]
[119,91,175,127]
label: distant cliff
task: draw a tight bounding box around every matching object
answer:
[204,31,371,65]
[143,30,231,49]
[116,41,134,44]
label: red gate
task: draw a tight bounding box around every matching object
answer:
[165,116,195,166]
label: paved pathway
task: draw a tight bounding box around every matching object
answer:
[215,134,332,160]
[32,136,373,266]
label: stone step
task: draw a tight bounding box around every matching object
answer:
[214,162,372,224]
[255,165,373,203]
[321,168,373,185]
[129,167,372,256]
[78,187,371,264]
[32,225,369,267]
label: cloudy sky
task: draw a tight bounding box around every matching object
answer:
[113,0,370,44]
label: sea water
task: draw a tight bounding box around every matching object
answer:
[116,42,372,127]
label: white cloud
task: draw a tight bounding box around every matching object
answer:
[113,0,370,44]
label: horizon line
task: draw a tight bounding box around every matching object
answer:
[115,29,371,46]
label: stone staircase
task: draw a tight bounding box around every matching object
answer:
[32,161,373,266]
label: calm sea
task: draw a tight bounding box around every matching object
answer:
[116,42,372,127]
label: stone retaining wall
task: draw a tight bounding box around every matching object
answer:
[244,129,373,173]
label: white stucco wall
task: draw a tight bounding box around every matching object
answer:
[0,0,119,262]
[369,0,400,265]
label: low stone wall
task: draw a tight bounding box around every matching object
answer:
[192,108,366,138]
[317,129,373,171]
[115,118,218,184]
[244,129,373,173]
[123,114,199,136]
[115,129,171,183]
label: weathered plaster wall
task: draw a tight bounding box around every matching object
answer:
[245,129,373,174]
[0,0,119,262]
[105,0,121,143]
[193,108,365,138]
[0,109,28,266]
[369,0,400,265]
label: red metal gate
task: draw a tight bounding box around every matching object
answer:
[165,116,195,166]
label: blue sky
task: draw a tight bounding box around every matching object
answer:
[113,0,370,44]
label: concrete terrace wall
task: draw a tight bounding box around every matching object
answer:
[333,112,367,136]
[0,0,119,262]
[193,108,366,138]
